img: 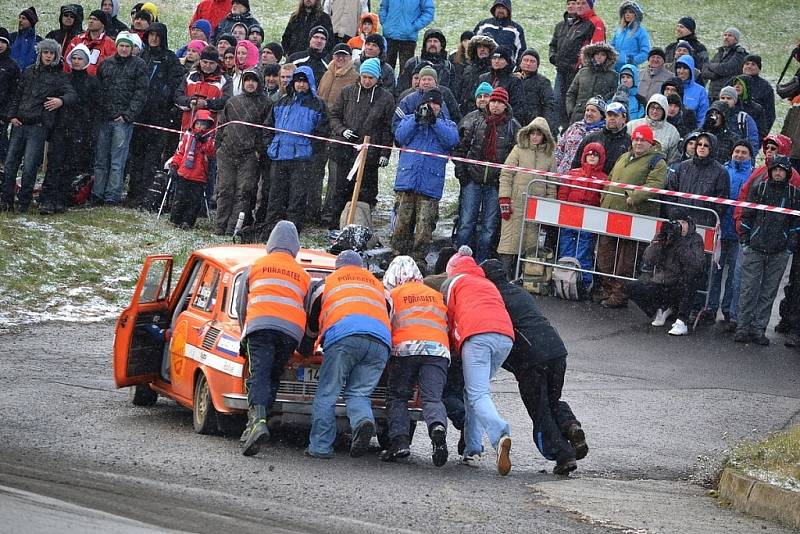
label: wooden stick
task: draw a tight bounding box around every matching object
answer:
[346,135,371,226]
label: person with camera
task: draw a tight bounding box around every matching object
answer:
[392,88,459,273]
[626,207,705,336]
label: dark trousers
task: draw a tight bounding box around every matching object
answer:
[386,38,416,75]
[215,149,259,233]
[265,159,310,234]
[40,130,69,207]
[244,329,297,409]
[386,355,448,441]
[515,358,579,463]
[0,120,8,162]
[325,153,379,228]
[306,151,327,223]
[778,252,800,331]
[442,357,465,430]
[254,154,271,225]
[170,176,205,227]
[556,67,578,130]
[627,276,702,322]
[127,125,168,203]
[1,123,47,208]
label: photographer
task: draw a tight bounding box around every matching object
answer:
[626,207,705,336]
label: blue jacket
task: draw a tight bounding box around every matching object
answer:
[379,0,435,42]
[10,28,42,71]
[473,0,527,64]
[611,25,650,71]
[675,55,708,126]
[721,158,753,241]
[619,64,646,120]
[265,66,329,161]
[394,113,459,200]
[392,89,451,133]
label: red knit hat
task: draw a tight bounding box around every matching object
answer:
[489,87,509,105]
[631,124,654,144]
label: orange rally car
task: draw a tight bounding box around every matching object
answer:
[113,244,422,445]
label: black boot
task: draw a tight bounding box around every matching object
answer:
[350,420,375,458]
[378,436,411,462]
[553,457,578,475]
[241,405,269,456]
[565,423,588,460]
[430,424,448,467]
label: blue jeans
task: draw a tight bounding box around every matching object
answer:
[455,181,499,263]
[93,120,134,203]
[707,239,740,318]
[308,335,389,455]
[461,332,513,455]
[729,245,745,321]
[1,124,47,207]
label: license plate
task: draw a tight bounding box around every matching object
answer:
[297,367,320,383]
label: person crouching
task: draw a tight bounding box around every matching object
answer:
[168,110,215,229]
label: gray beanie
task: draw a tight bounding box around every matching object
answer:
[36,38,62,65]
[724,27,741,43]
[266,220,301,256]
[335,250,363,269]
[719,85,738,103]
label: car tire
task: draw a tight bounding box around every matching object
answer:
[193,373,219,435]
[131,384,158,406]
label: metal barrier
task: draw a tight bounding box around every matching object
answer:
[516,179,721,320]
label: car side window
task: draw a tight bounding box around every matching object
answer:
[139,258,172,304]
[229,272,244,319]
[191,265,221,313]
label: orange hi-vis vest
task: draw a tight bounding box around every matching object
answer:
[319,265,390,339]
[389,281,449,348]
[243,252,311,342]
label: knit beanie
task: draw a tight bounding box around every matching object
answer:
[492,45,513,65]
[0,28,10,46]
[725,27,741,43]
[666,93,682,107]
[187,39,207,54]
[677,16,695,33]
[89,9,110,28]
[191,19,212,39]
[744,54,762,70]
[128,32,143,50]
[264,63,280,76]
[309,25,329,41]
[459,30,474,42]
[141,2,158,20]
[383,255,423,290]
[719,85,738,102]
[421,88,443,105]
[474,81,493,98]
[418,65,438,82]
[585,95,607,116]
[264,42,283,62]
[520,47,540,64]
[445,245,474,275]
[115,32,134,47]
[489,86,509,105]
[20,7,38,27]
[335,250,363,269]
[216,33,237,50]
[732,139,753,158]
[67,43,93,69]
[200,45,219,61]
[233,0,250,10]
[133,10,153,23]
[266,220,301,256]
[364,33,385,54]
[631,124,654,143]
[359,57,381,79]
[648,47,665,60]
[249,25,264,37]
[675,40,693,54]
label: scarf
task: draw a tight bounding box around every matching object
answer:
[482,112,507,162]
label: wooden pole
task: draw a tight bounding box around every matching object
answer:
[346,135,371,226]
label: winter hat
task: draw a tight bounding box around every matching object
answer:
[335,250,363,269]
[187,39,207,54]
[724,27,741,43]
[364,33,385,54]
[669,206,690,222]
[67,43,93,69]
[489,86,509,105]
[191,19,212,39]
[0,28,10,46]
[216,33,237,49]
[359,57,381,78]
[606,101,627,116]
[744,54,762,70]
[266,220,301,256]
[20,7,38,27]
[141,2,158,20]
[459,30,474,42]
[383,255,423,290]
[36,38,61,61]
[89,9,110,27]
[128,32,143,50]
[418,65,438,82]
[675,40,693,54]
[631,124,654,143]
[308,25,329,40]
[264,63,280,76]
[445,245,473,275]
[133,10,153,24]
[769,155,792,175]
[732,139,753,158]
[421,88,443,105]
[520,47,540,64]
[115,31,133,48]
[677,16,696,34]
[264,42,283,62]
[474,81,493,98]
[647,47,665,60]
[249,25,264,37]
[480,259,508,283]
[200,45,219,61]
[666,93,682,107]
[585,95,607,116]
[332,43,351,56]
[233,0,250,10]
[492,45,513,65]
[719,85,738,102]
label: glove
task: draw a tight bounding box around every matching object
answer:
[343,129,358,141]
[499,197,512,220]
[378,156,389,167]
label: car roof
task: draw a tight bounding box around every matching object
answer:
[193,244,337,272]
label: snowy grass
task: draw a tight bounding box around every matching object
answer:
[725,426,800,493]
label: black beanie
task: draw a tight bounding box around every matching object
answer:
[264,63,280,76]
[666,93,682,107]
[365,33,385,53]
[264,42,283,62]
[233,0,250,11]
[20,7,38,27]
[308,25,328,40]
[421,88,443,105]
[744,54,762,70]
[133,10,153,23]
[459,30,474,42]
[492,45,513,65]
[0,27,9,45]
[677,16,696,33]
[520,48,540,64]
[216,33,237,49]
[200,45,219,61]
[648,47,666,60]
[89,9,110,28]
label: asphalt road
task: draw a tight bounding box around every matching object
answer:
[1,294,798,533]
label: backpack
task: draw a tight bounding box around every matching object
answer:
[552,256,584,301]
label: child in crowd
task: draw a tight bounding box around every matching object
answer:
[168,110,216,229]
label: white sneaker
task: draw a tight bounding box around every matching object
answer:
[462,454,481,468]
[496,435,512,476]
[668,319,688,336]
[651,307,673,327]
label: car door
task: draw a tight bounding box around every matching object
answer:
[113,255,173,388]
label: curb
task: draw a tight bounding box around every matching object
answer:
[717,467,800,529]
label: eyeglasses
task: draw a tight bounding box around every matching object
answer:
[764,145,779,152]
[696,142,711,148]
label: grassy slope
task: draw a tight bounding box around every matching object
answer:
[726,426,800,492]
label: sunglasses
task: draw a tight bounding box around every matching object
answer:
[696,142,711,148]
[764,145,779,151]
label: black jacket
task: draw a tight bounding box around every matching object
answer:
[0,49,21,119]
[667,108,697,139]
[549,12,594,71]
[476,64,523,117]
[482,260,568,369]
[458,35,496,114]
[397,29,454,96]
[7,61,77,128]
[214,11,260,41]
[139,23,185,123]
[741,177,800,254]
[571,126,631,175]
[454,108,520,185]
[281,9,334,57]
[664,33,709,73]
[514,68,557,134]
[45,4,84,53]
[106,16,128,39]
[641,218,706,286]
[289,48,331,88]
[700,102,739,165]
[703,44,748,100]
[97,54,149,122]
[63,69,102,138]
[746,74,776,135]
[329,81,395,163]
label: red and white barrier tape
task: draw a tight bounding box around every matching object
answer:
[134,119,800,217]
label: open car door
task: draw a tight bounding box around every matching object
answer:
[113,255,173,388]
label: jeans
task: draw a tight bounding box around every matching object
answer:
[461,332,513,455]
[93,120,134,203]
[1,124,47,207]
[308,335,389,455]
[737,246,790,333]
[244,329,297,409]
[455,181,499,263]
[385,355,448,441]
[729,245,745,321]
[442,357,465,430]
[707,239,740,318]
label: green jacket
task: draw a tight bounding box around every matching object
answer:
[601,143,667,217]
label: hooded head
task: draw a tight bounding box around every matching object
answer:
[383,256,423,290]
[704,100,729,130]
[660,76,684,98]
[422,28,447,57]
[646,93,668,124]
[291,65,317,96]
[618,1,644,30]
[101,0,121,17]
[143,22,169,50]
[36,38,62,67]
[694,132,719,162]
[358,12,380,35]
[491,0,512,18]
[465,34,497,63]
[480,259,509,284]
[517,117,555,154]
[67,43,94,70]
[60,5,85,34]
[762,134,793,160]
[192,109,214,131]
[266,220,301,256]
[675,54,697,84]
[335,250,363,269]
[580,142,607,173]
[732,75,751,103]
[235,39,259,70]
[619,63,640,94]
[769,156,792,181]
[581,42,618,72]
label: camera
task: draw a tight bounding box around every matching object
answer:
[415,103,435,124]
[658,220,681,241]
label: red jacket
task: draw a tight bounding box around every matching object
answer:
[441,258,514,351]
[176,68,231,129]
[586,11,606,44]
[557,142,607,206]
[63,32,116,76]
[190,0,232,35]
[171,121,216,183]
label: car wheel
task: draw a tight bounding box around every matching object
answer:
[193,373,219,435]
[131,384,158,406]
